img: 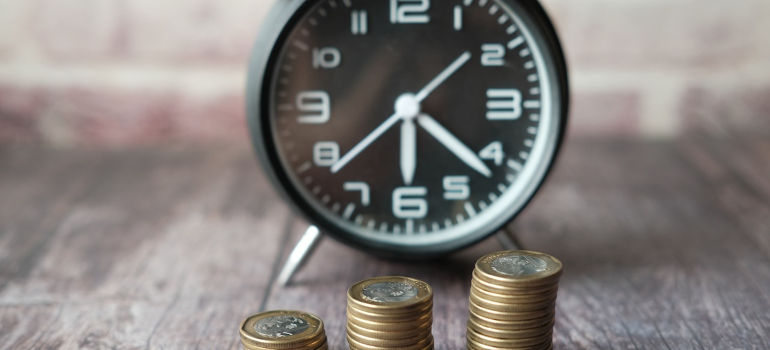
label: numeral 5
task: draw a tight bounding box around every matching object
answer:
[444,176,470,200]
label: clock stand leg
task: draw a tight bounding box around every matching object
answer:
[276,225,324,287]
[496,227,525,251]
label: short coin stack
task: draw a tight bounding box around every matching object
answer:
[240,310,328,350]
[347,276,434,350]
[467,251,563,350]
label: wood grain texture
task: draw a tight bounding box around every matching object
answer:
[0,140,768,350]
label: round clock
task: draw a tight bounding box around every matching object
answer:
[247,0,569,257]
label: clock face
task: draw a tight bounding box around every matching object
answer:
[253,0,567,255]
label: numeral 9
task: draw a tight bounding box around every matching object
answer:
[296,91,330,124]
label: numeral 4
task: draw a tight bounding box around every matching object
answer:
[297,91,330,124]
[481,44,505,66]
[313,48,341,69]
[390,0,430,24]
[479,142,505,166]
[344,182,371,206]
[444,176,470,200]
[487,89,522,120]
[393,187,428,219]
[313,142,339,167]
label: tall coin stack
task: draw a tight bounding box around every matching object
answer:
[240,310,328,350]
[467,251,563,350]
[347,276,434,350]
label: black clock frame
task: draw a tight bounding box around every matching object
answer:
[246,0,570,258]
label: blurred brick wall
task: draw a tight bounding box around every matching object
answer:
[0,0,768,148]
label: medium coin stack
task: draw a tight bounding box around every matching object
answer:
[346,276,434,350]
[240,310,328,350]
[467,251,563,350]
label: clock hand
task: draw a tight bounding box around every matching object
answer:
[415,51,472,103]
[331,52,472,174]
[417,114,493,178]
[401,118,417,185]
[330,112,401,174]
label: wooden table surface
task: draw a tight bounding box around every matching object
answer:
[1,138,769,349]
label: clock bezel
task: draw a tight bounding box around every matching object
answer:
[246,0,570,258]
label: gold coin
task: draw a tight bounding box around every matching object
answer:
[347,324,432,347]
[467,325,553,348]
[347,318,432,340]
[467,317,554,339]
[347,334,433,350]
[470,292,557,312]
[348,276,432,314]
[475,251,562,288]
[314,339,328,350]
[471,281,558,303]
[240,310,325,350]
[469,299,555,322]
[347,300,432,322]
[469,309,554,331]
[467,338,552,350]
[243,336,327,350]
[472,272,559,295]
[347,309,433,332]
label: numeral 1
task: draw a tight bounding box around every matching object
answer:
[351,10,368,35]
[454,6,462,31]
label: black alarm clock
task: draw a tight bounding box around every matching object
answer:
[247,0,569,258]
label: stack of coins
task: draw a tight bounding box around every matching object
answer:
[240,310,328,350]
[346,276,434,350]
[467,251,563,350]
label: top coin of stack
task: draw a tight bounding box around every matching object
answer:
[346,276,434,350]
[467,251,563,350]
[240,310,328,350]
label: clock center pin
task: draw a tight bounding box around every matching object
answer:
[395,93,421,120]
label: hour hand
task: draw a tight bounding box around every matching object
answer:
[401,118,417,185]
[417,114,492,178]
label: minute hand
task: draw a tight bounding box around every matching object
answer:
[417,114,492,178]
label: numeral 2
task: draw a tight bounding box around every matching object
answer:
[481,44,505,66]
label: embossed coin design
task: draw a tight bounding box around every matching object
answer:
[240,310,326,350]
[476,251,563,287]
[362,282,418,303]
[491,255,548,276]
[255,315,310,338]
